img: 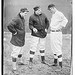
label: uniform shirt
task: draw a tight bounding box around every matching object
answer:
[50,10,68,30]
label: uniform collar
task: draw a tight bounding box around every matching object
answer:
[34,12,42,16]
[55,10,59,14]
[18,13,24,19]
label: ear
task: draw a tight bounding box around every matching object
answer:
[20,12,22,15]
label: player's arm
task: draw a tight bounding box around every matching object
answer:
[29,16,35,30]
[45,18,49,29]
[7,18,18,35]
[45,16,49,32]
[60,13,68,27]
[29,16,37,33]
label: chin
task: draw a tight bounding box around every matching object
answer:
[39,13,42,14]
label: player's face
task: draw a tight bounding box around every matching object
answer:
[20,12,28,18]
[48,7,54,13]
[35,8,42,15]
[22,12,28,16]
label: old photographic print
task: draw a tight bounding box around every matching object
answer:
[3,0,72,75]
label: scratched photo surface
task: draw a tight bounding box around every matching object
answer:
[3,0,72,75]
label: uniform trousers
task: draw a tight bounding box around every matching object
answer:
[11,45,23,58]
[50,32,62,62]
[30,35,46,58]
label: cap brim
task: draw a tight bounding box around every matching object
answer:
[26,10,29,12]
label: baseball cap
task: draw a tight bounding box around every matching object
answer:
[20,8,29,12]
[33,6,40,11]
[48,4,55,9]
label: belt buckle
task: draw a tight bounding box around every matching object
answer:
[51,29,61,32]
[56,30,61,32]
[56,30,58,32]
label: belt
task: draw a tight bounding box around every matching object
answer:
[50,29,61,32]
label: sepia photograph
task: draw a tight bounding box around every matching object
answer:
[3,0,72,75]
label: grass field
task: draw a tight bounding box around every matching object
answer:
[3,33,72,75]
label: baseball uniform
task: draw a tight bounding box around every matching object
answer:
[29,12,49,63]
[50,10,68,66]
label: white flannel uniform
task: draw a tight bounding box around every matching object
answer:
[50,10,68,61]
[30,35,46,58]
[11,45,23,58]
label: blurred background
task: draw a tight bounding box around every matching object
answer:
[3,0,72,34]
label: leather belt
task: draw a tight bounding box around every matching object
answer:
[50,29,61,32]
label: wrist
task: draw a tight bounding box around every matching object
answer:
[13,32,17,35]
[45,29,47,32]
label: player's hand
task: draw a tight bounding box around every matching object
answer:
[33,28,38,33]
[13,32,17,35]
[45,29,47,32]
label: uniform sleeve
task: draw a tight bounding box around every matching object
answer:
[45,17,49,29]
[29,16,34,30]
[60,13,68,27]
[7,18,18,34]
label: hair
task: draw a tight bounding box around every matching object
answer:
[48,4,55,9]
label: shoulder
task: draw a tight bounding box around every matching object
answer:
[57,11,64,16]
[30,14,35,18]
[29,14,37,21]
[12,15,20,23]
[41,13,47,17]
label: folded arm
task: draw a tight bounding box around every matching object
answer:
[60,13,68,27]
[7,18,18,34]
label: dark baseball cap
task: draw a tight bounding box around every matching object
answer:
[48,4,55,9]
[20,8,29,12]
[33,6,40,11]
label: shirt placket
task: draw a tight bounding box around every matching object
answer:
[38,16,41,26]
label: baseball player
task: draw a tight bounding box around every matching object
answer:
[7,8,29,71]
[48,4,68,69]
[29,6,49,64]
